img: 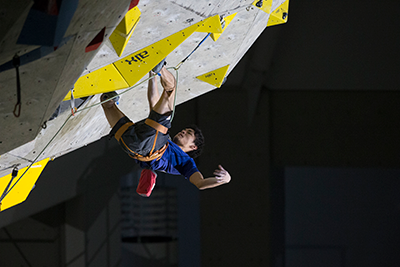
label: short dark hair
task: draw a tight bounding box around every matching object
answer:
[186,124,204,159]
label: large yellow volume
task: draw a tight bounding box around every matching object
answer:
[113,14,222,86]
[0,158,50,212]
[109,6,141,57]
[65,64,129,100]
[64,14,223,100]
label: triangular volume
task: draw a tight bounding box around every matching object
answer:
[113,14,221,87]
[0,158,50,212]
[64,64,129,100]
[85,27,106,53]
[252,0,274,14]
[211,13,237,42]
[68,15,222,99]
[116,6,141,35]
[109,6,141,56]
[129,0,140,10]
[195,15,223,34]
[196,65,230,88]
[267,0,289,27]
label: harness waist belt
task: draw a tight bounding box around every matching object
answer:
[145,118,168,134]
[129,143,168,162]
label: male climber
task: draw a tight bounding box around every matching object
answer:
[101,60,231,197]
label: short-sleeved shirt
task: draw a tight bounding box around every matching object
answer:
[138,139,199,179]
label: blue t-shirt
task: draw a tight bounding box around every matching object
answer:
[137,140,199,179]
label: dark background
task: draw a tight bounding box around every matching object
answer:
[189,0,400,266]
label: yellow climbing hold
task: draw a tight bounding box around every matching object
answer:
[211,13,237,42]
[267,0,289,27]
[196,65,230,88]
[252,0,274,14]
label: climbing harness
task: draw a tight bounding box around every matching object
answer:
[1,26,214,206]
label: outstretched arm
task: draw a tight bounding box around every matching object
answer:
[189,165,231,190]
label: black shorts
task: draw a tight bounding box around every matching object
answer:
[110,110,171,157]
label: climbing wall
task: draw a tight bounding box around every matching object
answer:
[0,0,289,210]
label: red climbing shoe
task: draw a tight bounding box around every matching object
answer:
[136,169,157,197]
